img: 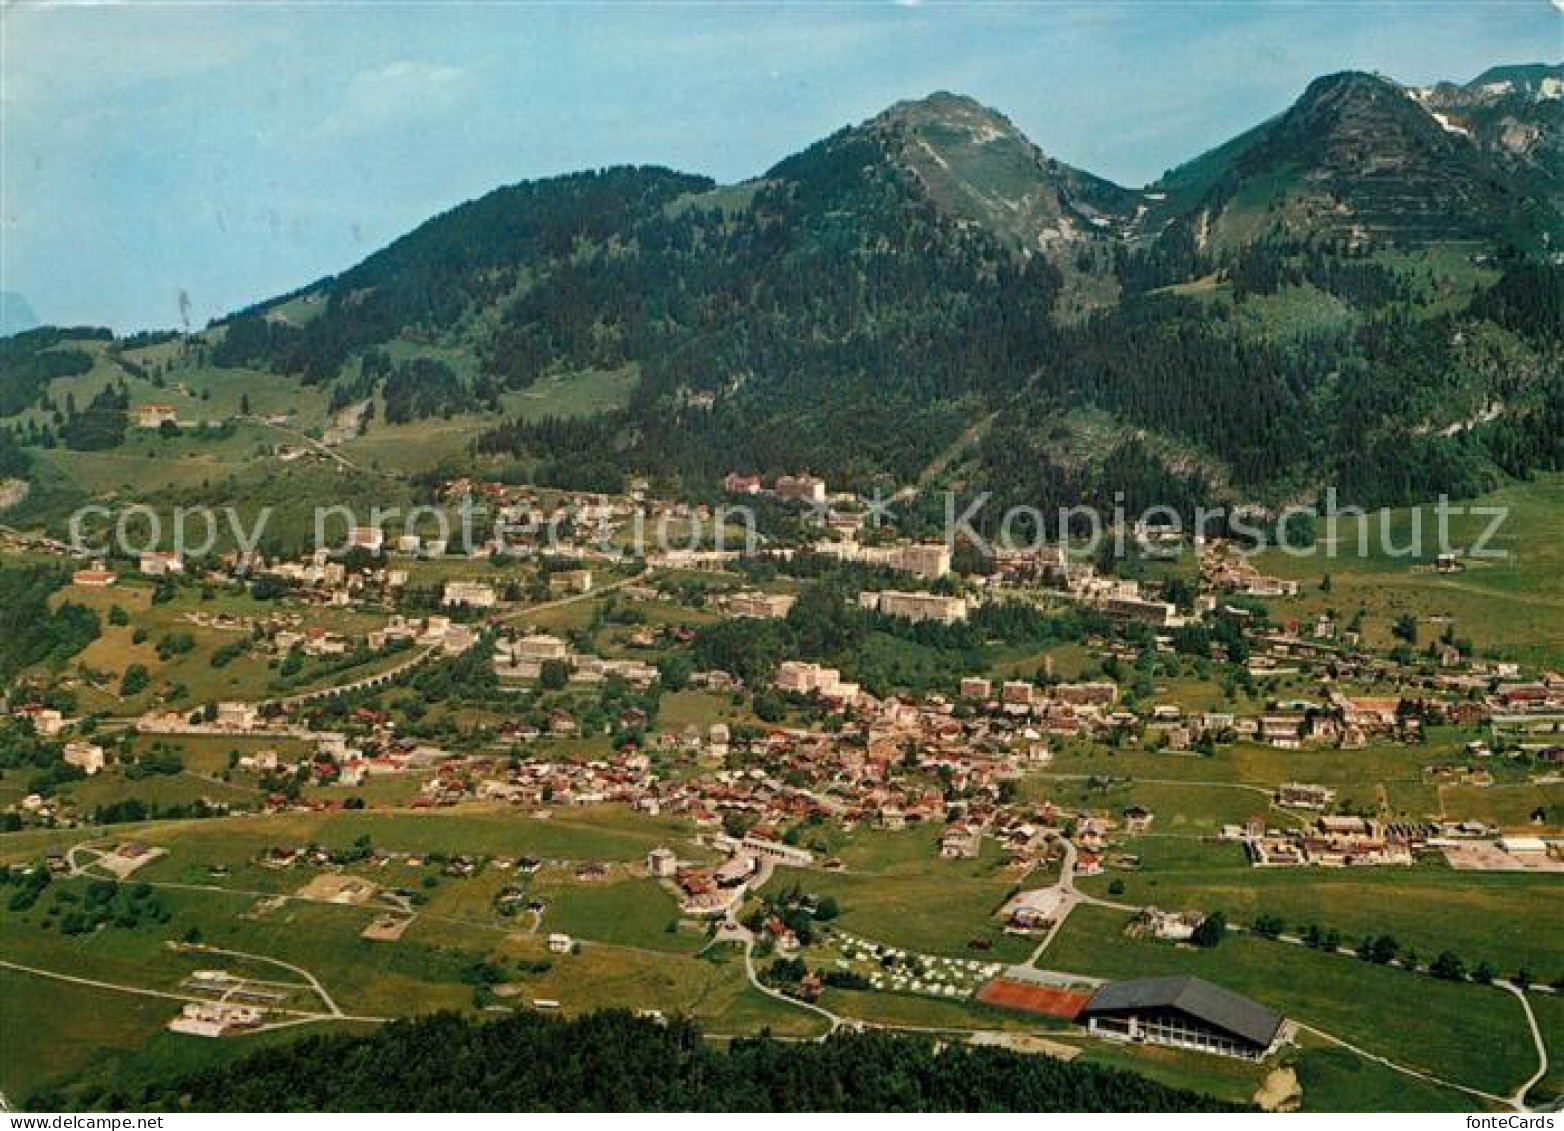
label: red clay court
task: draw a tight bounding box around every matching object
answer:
[975,978,1092,1019]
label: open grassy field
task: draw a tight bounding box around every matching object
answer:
[1526,991,1564,1108]
[1024,726,1559,831]
[1071,1037,1267,1107]
[0,958,365,1108]
[1253,474,1564,667]
[63,769,260,812]
[1075,839,1562,978]
[1288,1033,1485,1112]
[757,824,1037,962]
[0,834,823,1101]
[0,965,173,1102]
[338,415,487,475]
[815,986,1038,1033]
[125,805,705,877]
[503,364,639,421]
[529,872,702,954]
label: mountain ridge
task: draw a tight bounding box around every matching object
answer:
[2,62,1561,521]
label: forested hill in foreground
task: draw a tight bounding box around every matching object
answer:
[2,64,1562,517]
[36,1009,1247,1113]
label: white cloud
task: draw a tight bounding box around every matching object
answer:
[312,59,473,139]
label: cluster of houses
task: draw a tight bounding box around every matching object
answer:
[1242,815,1416,868]
[1200,542,1301,598]
[989,547,1180,628]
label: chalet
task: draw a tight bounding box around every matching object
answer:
[1121,805,1154,834]
[215,701,259,730]
[774,474,826,503]
[763,916,801,953]
[1259,714,1306,749]
[347,527,384,554]
[960,677,993,700]
[940,824,982,859]
[1000,680,1035,707]
[548,569,593,594]
[1000,886,1066,930]
[1102,595,1177,627]
[62,741,106,775]
[721,472,762,495]
[25,708,64,737]
[1276,782,1335,810]
[713,855,756,887]
[135,404,179,429]
[71,562,116,587]
[647,847,678,878]
[139,550,184,576]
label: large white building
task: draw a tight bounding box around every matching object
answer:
[860,590,968,625]
[442,580,498,609]
[63,741,106,775]
[726,591,796,619]
[775,661,859,700]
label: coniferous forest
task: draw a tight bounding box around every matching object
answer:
[51,1010,1246,1113]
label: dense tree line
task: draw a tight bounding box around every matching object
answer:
[61,1009,1244,1112]
[59,381,129,451]
[1469,261,1564,345]
[0,566,100,680]
[0,427,31,477]
[0,327,104,416]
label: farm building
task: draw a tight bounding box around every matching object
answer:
[1078,975,1284,1060]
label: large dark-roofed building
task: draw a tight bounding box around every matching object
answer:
[1078,975,1284,1060]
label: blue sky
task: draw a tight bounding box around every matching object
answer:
[3,1,1559,332]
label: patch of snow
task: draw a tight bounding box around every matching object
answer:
[1429,110,1472,138]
